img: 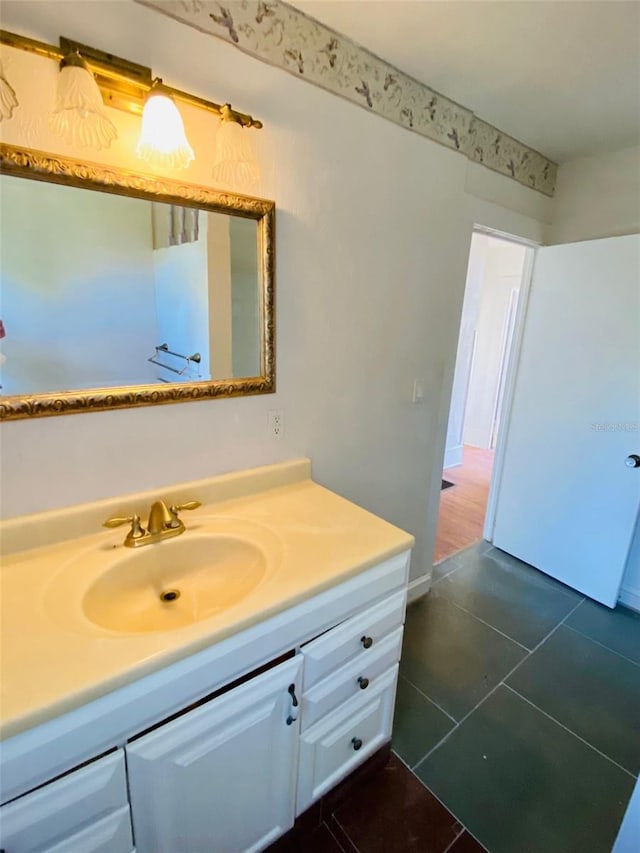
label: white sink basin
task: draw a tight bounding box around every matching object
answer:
[43,519,283,635]
[83,535,268,633]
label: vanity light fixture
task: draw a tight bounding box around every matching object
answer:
[212,103,259,186]
[0,57,18,120]
[136,79,194,171]
[0,29,263,174]
[49,49,118,150]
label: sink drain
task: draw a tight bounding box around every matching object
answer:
[160,589,180,603]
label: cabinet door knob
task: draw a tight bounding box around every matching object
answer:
[351,737,363,751]
[361,635,373,649]
[625,454,640,468]
[357,676,369,690]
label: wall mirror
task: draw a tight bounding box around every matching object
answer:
[0,144,275,421]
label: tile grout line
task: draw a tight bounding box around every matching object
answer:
[432,590,531,651]
[501,683,637,780]
[411,597,586,773]
[431,561,465,585]
[324,819,351,853]
[328,814,359,853]
[442,827,467,853]
[496,595,586,683]
[393,749,482,852]
[398,672,459,724]
[562,622,640,669]
[432,540,492,581]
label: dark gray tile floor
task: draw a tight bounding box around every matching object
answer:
[566,597,640,665]
[435,546,581,648]
[401,591,527,720]
[392,675,454,766]
[508,625,640,774]
[394,542,640,853]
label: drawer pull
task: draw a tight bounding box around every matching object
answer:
[361,635,373,649]
[286,683,299,726]
[357,676,369,690]
[351,737,363,751]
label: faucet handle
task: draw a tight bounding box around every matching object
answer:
[103,514,146,539]
[168,500,202,529]
[170,500,201,513]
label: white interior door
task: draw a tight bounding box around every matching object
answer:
[492,234,640,607]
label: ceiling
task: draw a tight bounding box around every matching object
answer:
[290,0,640,163]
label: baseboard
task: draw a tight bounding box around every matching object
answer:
[443,445,463,469]
[618,585,640,613]
[407,573,431,603]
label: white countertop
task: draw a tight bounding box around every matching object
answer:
[0,460,413,739]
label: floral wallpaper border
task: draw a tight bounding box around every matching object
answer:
[136,0,557,196]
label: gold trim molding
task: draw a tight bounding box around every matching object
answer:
[0,143,276,421]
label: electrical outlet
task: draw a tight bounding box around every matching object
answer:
[268,409,284,439]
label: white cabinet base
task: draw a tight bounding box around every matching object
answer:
[2,552,410,853]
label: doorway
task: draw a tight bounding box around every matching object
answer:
[434,229,536,564]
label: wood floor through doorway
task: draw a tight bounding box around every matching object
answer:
[434,446,494,564]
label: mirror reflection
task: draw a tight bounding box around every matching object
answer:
[0,175,262,396]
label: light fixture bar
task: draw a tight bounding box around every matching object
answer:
[0,28,263,129]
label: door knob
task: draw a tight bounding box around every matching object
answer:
[625,454,640,468]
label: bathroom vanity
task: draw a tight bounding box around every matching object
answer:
[0,460,413,853]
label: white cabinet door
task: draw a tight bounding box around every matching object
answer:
[0,750,133,853]
[126,656,302,853]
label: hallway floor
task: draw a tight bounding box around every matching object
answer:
[434,447,494,564]
[394,542,640,853]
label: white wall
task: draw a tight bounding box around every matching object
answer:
[0,1,550,587]
[230,217,260,378]
[0,176,158,393]
[444,232,488,468]
[549,146,640,245]
[463,238,526,449]
[153,219,211,382]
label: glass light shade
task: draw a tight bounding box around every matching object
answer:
[49,58,117,149]
[0,59,19,121]
[211,118,259,187]
[136,90,194,171]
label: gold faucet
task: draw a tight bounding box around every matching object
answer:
[103,500,201,548]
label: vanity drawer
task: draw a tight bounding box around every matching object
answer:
[301,589,406,691]
[41,806,134,853]
[0,750,132,853]
[296,664,398,814]
[301,626,403,731]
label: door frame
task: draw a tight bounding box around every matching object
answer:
[477,227,538,542]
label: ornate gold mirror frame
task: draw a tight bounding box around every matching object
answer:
[0,143,275,421]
